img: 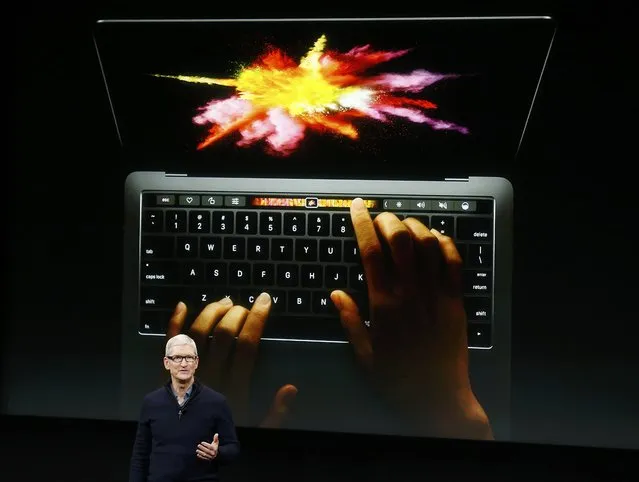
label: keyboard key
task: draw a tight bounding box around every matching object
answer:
[229,262,251,285]
[166,210,187,233]
[312,291,337,315]
[247,238,269,260]
[182,262,205,284]
[468,244,492,267]
[206,262,227,284]
[240,289,261,308]
[300,265,323,287]
[200,237,222,259]
[176,236,198,257]
[325,266,348,289]
[332,214,354,237]
[319,240,341,262]
[237,212,258,235]
[212,212,234,233]
[142,261,178,284]
[457,217,492,241]
[213,288,239,304]
[271,239,293,261]
[142,236,173,258]
[179,195,200,206]
[349,266,366,291]
[463,270,492,295]
[224,238,245,259]
[308,213,330,236]
[343,240,360,262]
[468,323,491,348]
[201,195,223,207]
[269,290,286,313]
[189,211,210,233]
[140,310,171,334]
[140,286,181,309]
[156,195,175,206]
[295,239,317,261]
[142,210,164,232]
[288,291,311,313]
[431,215,455,237]
[284,213,306,235]
[277,265,299,287]
[224,195,246,207]
[464,296,492,322]
[253,263,275,285]
[260,212,282,235]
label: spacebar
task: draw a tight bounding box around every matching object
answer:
[262,315,346,342]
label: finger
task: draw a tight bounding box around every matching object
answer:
[330,290,373,372]
[202,304,250,390]
[210,304,251,365]
[226,293,271,411]
[373,212,418,292]
[350,197,388,295]
[188,298,234,354]
[213,433,219,445]
[403,217,443,289]
[259,384,298,429]
[166,302,187,339]
[430,229,464,295]
[197,444,214,456]
[196,449,211,459]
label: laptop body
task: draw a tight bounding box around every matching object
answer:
[94,17,555,439]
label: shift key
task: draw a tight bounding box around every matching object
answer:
[142,261,178,283]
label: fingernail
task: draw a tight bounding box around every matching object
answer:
[330,292,342,310]
[174,301,186,315]
[219,296,233,305]
[256,292,271,305]
[281,386,298,407]
[352,197,364,209]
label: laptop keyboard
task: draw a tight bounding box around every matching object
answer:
[138,192,494,348]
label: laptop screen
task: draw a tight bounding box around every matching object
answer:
[94,17,555,179]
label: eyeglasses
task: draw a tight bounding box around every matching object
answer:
[166,355,198,364]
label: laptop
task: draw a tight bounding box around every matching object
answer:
[94,17,555,438]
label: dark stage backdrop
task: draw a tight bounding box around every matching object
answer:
[5,1,636,481]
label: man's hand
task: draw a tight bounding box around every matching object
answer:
[196,433,219,461]
[166,293,298,428]
[330,198,493,440]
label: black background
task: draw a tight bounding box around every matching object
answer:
[5,1,636,481]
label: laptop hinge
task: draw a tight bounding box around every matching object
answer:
[444,177,470,182]
[166,172,188,177]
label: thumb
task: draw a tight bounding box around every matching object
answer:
[259,384,298,429]
[213,433,219,445]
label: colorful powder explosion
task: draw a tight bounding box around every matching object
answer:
[153,35,469,155]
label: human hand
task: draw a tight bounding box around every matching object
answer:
[196,433,219,461]
[330,198,493,440]
[166,293,298,428]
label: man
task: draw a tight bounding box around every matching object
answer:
[129,333,240,482]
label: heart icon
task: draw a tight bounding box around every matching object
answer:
[186,197,193,204]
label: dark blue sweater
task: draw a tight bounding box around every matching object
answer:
[129,380,240,482]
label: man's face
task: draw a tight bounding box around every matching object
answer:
[163,344,199,382]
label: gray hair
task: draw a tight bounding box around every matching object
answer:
[165,334,198,357]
